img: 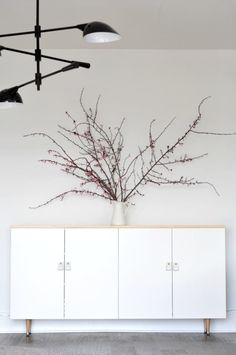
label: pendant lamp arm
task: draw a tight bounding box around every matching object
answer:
[0,61,88,106]
[40,24,86,33]
[0,45,90,65]
[17,62,86,90]
[0,24,85,39]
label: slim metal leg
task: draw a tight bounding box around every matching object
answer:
[204,319,211,336]
[206,319,211,336]
[203,319,207,334]
[26,319,32,337]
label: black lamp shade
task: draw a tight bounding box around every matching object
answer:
[0,87,23,108]
[83,21,121,43]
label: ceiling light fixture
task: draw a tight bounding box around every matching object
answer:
[0,0,121,108]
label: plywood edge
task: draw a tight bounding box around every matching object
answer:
[10,224,226,229]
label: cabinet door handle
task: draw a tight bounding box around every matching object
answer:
[65,262,71,271]
[173,262,179,271]
[57,262,64,271]
[166,262,172,271]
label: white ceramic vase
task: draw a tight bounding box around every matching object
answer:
[111,201,127,225]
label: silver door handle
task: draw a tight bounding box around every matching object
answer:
[166,262,172,271]
[57,262,64,271]
[65,262,71,271]
[173,262,179,271]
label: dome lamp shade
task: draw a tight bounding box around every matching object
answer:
[82,21,121,43]
[0,87,23,109]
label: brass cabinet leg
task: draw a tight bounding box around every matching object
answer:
[204,319,211,336]
[203,319,207,334]
[206,319,211,336]
[203,319,211,335]
[26,319,32,337]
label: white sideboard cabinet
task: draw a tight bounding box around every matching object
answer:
[10,225,226,336]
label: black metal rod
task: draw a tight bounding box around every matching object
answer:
[0,24,81,38]
[0,46,90,67]
[0,46,74,64]
[17,64,80,90]
[0,45,90,68]
[0,30,36,38]
[36,0,39,25]
[35,0,41,90]
[40,24,83,33]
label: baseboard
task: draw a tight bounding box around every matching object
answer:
[1,311,236,333]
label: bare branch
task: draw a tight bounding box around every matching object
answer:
[30,188,111,209]
[27,94,232,208]
[191,131,236,136]
[123,96,211,201]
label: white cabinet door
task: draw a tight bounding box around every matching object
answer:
[119,228,172,319]
[10,228,64,319]
[65,228,118,319]
[172,228,226,319]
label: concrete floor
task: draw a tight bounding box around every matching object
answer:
[0,333,236,355]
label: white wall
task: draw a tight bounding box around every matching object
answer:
[1,49,236,333]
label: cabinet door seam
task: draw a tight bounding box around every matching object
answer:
[171,228,174,318]
[118,228,120,319]
[63,229,66,319]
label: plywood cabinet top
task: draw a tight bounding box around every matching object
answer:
[11,224,225,229]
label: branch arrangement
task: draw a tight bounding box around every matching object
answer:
[24,91,234,208]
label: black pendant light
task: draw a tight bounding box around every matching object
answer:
[0,0,121,108]
[0,87,23,109]
[81,22,121,43]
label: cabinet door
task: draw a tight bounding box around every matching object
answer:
[10,228,64,319]
[119,228,172,319]
[65,228,118,319]
[172,228,226,319]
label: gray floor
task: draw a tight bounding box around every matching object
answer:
[1,333,236,355]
